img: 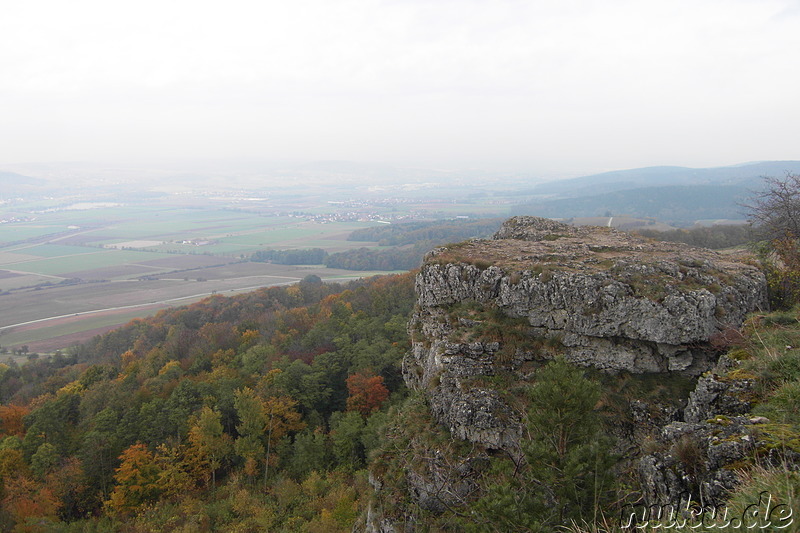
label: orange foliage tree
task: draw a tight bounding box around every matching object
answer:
[1,475,60,527]
[345,372,389,417]
[105,443,163,515]
[0,404,30,437]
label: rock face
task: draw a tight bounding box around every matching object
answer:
[411,217,766,372]
[403,217,767,455]
[637,356,759,508]
[372,217,770,529]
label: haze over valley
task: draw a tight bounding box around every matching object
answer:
[2,159,799,355]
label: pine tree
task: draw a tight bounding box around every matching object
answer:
[523,357,616,526]
[468,357,616,531]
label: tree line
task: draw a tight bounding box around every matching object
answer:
[347,218,504,246]
[248,218,504,271]
[633,223,752,249]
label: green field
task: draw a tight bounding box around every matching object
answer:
[0,204,390,353]
[0,208,383,279]
[0,225,70,243]
[15,243,103,257]
[8,250,174,276]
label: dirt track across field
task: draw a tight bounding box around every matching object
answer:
[0,270,388,353]
[3,304,170,353]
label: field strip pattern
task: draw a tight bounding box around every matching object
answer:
[0,275,369,333]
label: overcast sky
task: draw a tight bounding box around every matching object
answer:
[1,0,798,176]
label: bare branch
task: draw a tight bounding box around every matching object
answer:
[744,173,800,240]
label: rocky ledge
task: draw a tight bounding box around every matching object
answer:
[411,216,766,375]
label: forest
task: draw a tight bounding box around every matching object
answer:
[0,273,416,531]
[346,218,504,246]
[250,248,328,266]
[633,223,752,249]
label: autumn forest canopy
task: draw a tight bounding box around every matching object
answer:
[0,273,416,531]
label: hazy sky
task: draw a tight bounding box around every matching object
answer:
[1,0,798,176]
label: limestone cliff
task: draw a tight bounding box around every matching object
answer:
[367,217,771,530]
[403,217,766,450]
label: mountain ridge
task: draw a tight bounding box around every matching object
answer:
[533,160,800,197]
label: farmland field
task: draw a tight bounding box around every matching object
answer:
[15,244,102,257]
[0,225,73,243]
[6,250,177,276]
[0,203,389,353]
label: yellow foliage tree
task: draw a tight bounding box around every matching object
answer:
[187,406,232,488]
[105,443,163,516]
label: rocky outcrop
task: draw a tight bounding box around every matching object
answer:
[635,350,800,508]
[368,216,772,530]
[637,355,758,508]
[637,417,755,509]
[684,356,755,424]
[403,217,767,454]
[415,217,766,374]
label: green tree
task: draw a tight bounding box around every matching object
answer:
[289,428,329,478]
[78,407,122,504]
[329,411,365,470]
[233,387,266,483]
[272,359,331,414]
[523,357,616,525]
[22,391,81,458]
[469,357,616,531]
[30,442,58,479]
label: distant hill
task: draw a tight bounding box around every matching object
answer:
[0,170,46,197]
[514,184,752,225]
[532,161,800,197]
[513,161,800,225]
